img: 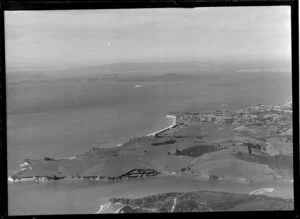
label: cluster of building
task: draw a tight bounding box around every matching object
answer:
[173,101,292,126]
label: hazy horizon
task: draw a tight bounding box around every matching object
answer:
[5,7,291,73]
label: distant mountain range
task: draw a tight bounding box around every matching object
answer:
[101,72,216,82]
[6,59,290,84]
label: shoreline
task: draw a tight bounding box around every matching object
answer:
[114,114,176,147]
[8,115,177,182]
[95,202,112,214]
[8,99,292,184]
[146,114,176,137]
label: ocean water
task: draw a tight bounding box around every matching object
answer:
[6,64,292,214]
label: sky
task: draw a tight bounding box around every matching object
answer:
[5,6,291,71]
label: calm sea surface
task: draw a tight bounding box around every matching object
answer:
[8,176,293,215]
[7,68,292,215]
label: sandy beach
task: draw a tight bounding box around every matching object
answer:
[147,115,176,137]
[113,115,176,147]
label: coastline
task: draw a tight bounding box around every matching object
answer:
[114,114,176,147]
[146,114,176,137]
[95,202,112,214]
[8,99,292,184]
[8,114,177,183]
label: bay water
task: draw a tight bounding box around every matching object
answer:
[7,65,292,214]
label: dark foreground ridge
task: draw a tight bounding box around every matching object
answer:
[102,190,293,213]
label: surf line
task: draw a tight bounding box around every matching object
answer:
[171,197,178,212]
[113,114,176,147]
[95,202,111,214]
[249,188,274,195]
[147,114,176,137]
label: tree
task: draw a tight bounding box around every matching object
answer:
[248,145,252,155]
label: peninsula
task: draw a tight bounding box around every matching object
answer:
[8,100,293,184]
